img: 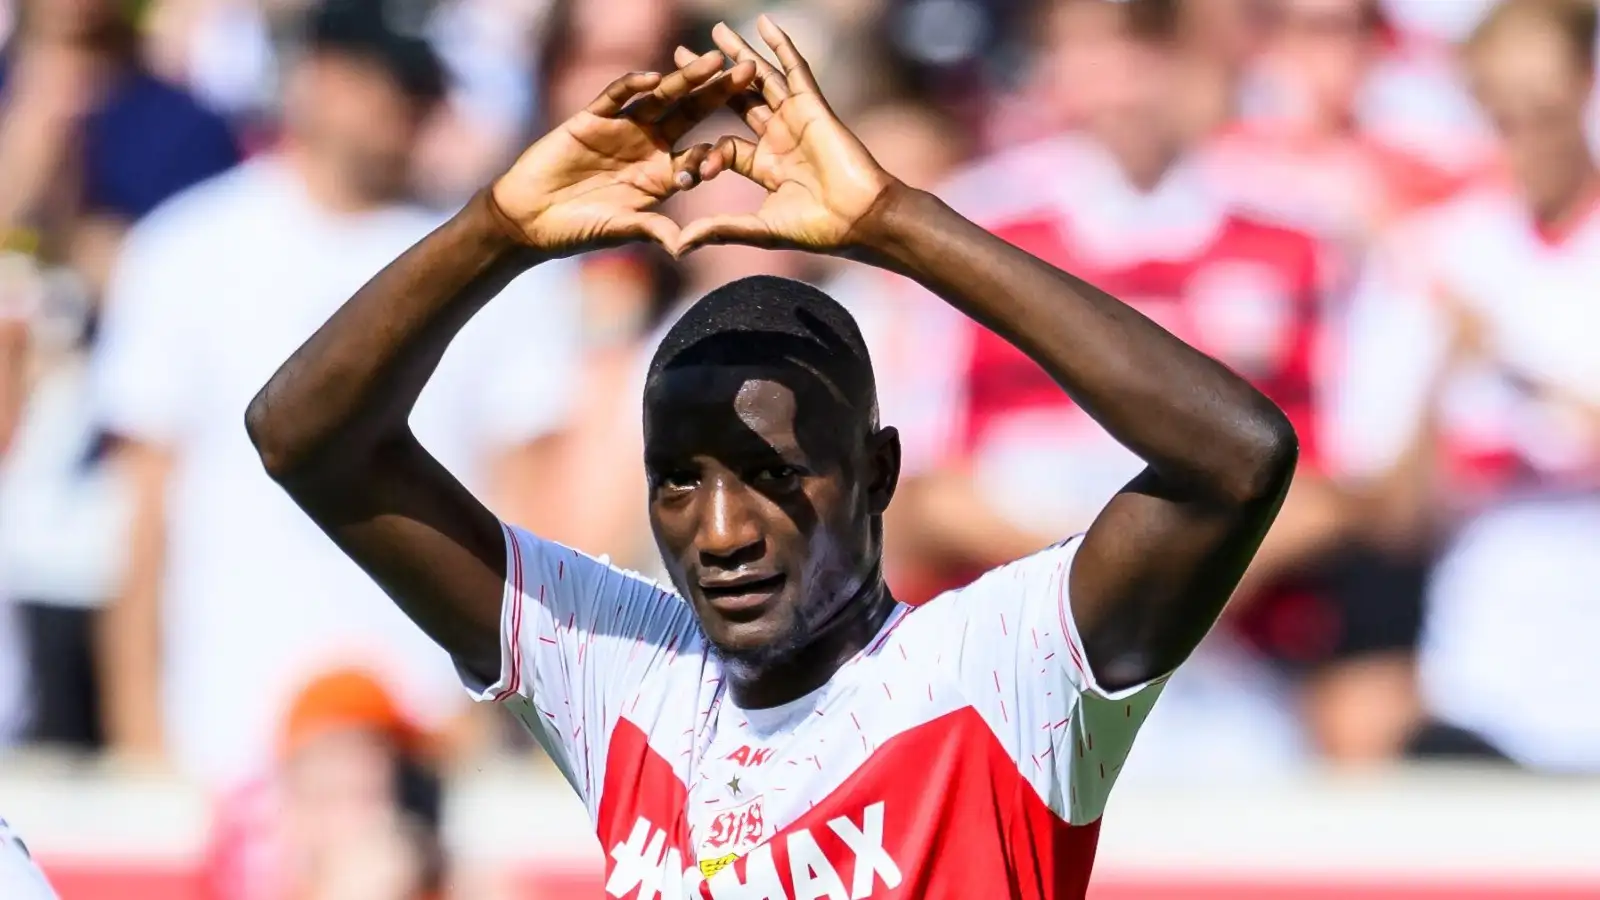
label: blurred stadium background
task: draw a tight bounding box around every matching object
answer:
[1,0,1598,897]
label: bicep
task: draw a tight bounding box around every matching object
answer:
[283,433,507,679]
[1071,464,1288,690]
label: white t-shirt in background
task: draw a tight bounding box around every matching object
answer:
[93,157,584,785]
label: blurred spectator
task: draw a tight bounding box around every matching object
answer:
[1330,0,1600,771]
[889,0,1385,772]
[1209,0,1478,268]
[91,0,582,782]
[202,668,456,900]
[0,0,240,752]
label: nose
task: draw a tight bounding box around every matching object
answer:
[697,475,764,566]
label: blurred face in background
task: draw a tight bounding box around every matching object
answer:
[283,728,399,849]
[1467,16,1595,217]
[282,51,436,203]
[15,0,122,43]
[568,0,672,62]
[1037,0,1127,132]
[1264,0,1378,127]
[852,103,967,189]
[281,727,429,900]
[1083,30,1185,189]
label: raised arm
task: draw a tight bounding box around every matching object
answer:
[243,54,755,677]
[678,19,1295,689]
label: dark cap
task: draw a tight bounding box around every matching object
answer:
[302,0,449,103]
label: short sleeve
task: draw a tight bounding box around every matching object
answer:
[93,213,203,446]
[910,538,1167,824]
[459,523,697,813]
[450,259,584,448]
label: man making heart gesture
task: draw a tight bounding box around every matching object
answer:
[247,18,1295,899]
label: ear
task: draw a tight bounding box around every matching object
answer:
[865,426,900,515]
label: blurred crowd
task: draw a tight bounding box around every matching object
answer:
[1,0,1598,896]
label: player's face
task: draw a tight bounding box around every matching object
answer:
[644,364,893,669]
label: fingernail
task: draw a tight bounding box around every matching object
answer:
[676,171,695,189]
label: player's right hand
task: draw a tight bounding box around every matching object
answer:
[489,51,756,256]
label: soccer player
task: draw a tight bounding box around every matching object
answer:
[247,19,1296,899]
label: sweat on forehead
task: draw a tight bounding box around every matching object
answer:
[645,275,879,425]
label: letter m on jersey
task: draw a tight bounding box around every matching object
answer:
[607,816,700,900]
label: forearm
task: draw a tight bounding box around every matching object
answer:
[245,191,540,478]
[855,186,1294,501]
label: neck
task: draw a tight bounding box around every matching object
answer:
[1117,145,1180,195]
[279,140,397,216]
[724,573,898,710]
[1532,160,1600,233]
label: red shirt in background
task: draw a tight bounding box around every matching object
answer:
[898,136,1331,660]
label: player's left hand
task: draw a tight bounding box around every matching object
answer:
[674,18,901,256]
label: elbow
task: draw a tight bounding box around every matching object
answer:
[1227,400,1299,506]
[243,388,299,482]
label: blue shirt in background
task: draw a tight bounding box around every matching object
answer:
[0,64,241,221]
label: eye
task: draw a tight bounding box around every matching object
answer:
[652,468,699,494]
[750,464,805,490]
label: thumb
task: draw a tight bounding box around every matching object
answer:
[676,213,779,257]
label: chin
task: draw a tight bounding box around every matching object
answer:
[707,617,806,672]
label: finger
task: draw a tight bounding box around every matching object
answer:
[656,60,758,144]
[728,90,774,136]
[712,21,789,107]
[623,50,725,122]
[704,134,760,184]
[587,71,662,117]
[677,44,771,135]
[677,213,780,256]
[756,15,822,96]
[671,143,715,192]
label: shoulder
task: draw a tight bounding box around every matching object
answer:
[1379,178,1522,265]
[123,70,231,127]
[935,133,1093,225]
[126,160,270,242]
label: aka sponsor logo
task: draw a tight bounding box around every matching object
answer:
[724,745,775,767]
[607,801,903,900]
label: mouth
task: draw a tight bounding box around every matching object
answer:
[697,572,787,615]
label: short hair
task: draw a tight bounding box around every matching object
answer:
[645,275,879,428]
[1466,0,1598,72]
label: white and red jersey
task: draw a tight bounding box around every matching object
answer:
[903,135,1330,604]
[1327,178,1600,498]
[1203,122,1473,265]
[460,523,1166,899]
